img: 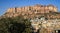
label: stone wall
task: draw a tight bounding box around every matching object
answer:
[4,4,58,19]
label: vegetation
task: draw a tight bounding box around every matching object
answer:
[0,16,32,33]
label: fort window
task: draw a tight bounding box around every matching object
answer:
[41,5,43,7]
[29,6,32,10]
[34,10,36,11]
[15,7,17,13]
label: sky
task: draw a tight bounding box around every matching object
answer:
[0,0,60,16]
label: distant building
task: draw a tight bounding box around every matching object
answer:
[3,4,59,19]
[1,4,60,33]
[30,17,60,33]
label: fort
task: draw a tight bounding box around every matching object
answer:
[2,4,60,33]
[3,4,59,19]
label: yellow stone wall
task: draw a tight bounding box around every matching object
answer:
[5,4,58,18]
[6,4,57,13]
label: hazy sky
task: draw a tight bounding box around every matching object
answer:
[0,0,60,15]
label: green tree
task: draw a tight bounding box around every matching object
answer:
[0,16,32,33]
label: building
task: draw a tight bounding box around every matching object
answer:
[2,4,60,33]
[3,4,58,19]
[30,17,60,33]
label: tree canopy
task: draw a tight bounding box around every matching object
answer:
[0,16,32,33]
